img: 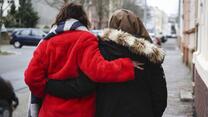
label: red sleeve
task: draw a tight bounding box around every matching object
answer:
[78,33,135,82]
[24,41,48,98]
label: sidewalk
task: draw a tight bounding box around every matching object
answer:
[162,39,193,117]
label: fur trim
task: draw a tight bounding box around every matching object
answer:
[101,28,165,64]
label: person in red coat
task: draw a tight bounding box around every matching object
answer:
[24,3,135,117]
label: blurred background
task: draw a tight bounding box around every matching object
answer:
[0,0,207,117]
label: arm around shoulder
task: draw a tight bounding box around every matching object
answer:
[46,72,96,99]
[78,33,135,83]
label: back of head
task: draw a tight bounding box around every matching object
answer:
[0,76,18,117]
[52,2,90,28]
[0,76,18,107]
[109,9,151,42]
[0,77,13,100]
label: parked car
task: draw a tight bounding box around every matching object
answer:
[158,32,167,43]
[166,33,177,38]
[10,28,46,48]
[149,33,161,47]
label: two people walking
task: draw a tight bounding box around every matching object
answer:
[25,2,167,117]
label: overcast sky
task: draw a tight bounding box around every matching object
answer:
[147,0,179,15]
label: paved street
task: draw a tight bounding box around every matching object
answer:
[0,45,35,117]
[0,39,193,117]
[0,46,35,91]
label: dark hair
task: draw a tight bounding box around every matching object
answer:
[52,3,91,28]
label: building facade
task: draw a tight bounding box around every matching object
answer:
[146,6,169,35]
[193,0,208,116]
[180,0,197,69]
[179,0,208,116]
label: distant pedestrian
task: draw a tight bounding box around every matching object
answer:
[0,76,19,117]
[24,3,137,117]
[45,9,168,117]
[159,32,167,43]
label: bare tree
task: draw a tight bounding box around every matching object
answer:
[44,0,69,9]
[94,0,110,29]
[44,0,85,10]
[43,0,121,29]
[122,0,144,20]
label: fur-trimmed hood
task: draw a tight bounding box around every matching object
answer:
[100,28,166,64]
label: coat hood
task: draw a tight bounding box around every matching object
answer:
[109,9,152,42]
[101,28,166,64]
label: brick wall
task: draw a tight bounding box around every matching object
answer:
[194,69,208,117]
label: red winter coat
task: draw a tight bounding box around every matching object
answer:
[24,30,134,117]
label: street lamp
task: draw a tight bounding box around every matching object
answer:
[0,0,4,40]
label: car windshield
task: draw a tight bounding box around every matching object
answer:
[19,29,31,35]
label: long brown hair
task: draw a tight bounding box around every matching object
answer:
[52,3,91,28]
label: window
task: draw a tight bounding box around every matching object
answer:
[31,29,46,37]
[19,30,31,36]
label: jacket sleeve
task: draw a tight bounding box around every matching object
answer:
[148,64,167,117]
[45,72,96,99]
[24,41,48,98]
[78,33,135,82]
